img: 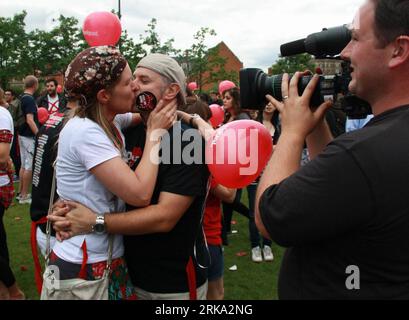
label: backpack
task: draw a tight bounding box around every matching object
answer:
[12,94,29,131]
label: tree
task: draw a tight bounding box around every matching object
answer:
[26,15,85,77]
[1,12,239,95]
[25,28,57,75]
[270,53,316,74]
[140,18,180,56]
[182,28,237,92]
[120,29,146,71]
[50,15,87,72]
[0,11,30,88]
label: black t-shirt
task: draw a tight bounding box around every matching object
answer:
[123,122,210,293]
[30,110,66,234]
[260,105,409,299]
[18,94,39,137]
[235,112,250,121]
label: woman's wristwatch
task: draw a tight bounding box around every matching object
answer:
[189,114,201,128]
[92,215,106,234]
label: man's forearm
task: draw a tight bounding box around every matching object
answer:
[258,132,305,192]
[255,132,305,239]
[27,119,38,135]
[306,120,333,160]
[105,204,173,235]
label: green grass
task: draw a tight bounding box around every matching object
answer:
[4,200,40,300]
[3,188,284,300]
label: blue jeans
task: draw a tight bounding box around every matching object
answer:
[247,184,272,249]
[222,188,250,236]
[207,245,224,281]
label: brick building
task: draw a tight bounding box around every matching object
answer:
[314,59,342,75]
[183,41,243,93]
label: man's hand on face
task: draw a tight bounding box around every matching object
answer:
[266,72,332,141]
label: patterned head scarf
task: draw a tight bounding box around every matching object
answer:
[64,46,127,105]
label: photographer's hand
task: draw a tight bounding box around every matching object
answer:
[267,72,332,140]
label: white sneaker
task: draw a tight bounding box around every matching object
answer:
[19,195,32,205]
[263,245,274,262]
[251,246,263,263]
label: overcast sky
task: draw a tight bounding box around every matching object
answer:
[1,0,363,71]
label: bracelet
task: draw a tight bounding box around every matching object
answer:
[189,114,201,128]
[189,116,195,127]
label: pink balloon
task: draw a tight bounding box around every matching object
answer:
[219,80,236,96]
[83,12,122,47]
[38,107,50,125]
[205,120,273,188]
[209,104,225,128]
[188,82,198,91]
[56,85,63,94]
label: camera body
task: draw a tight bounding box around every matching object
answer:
[240,69,342,109]
[239,25,372,119]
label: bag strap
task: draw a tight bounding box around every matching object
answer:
[106,234,113,271]
[193,177,211,270]
[45,165,114,272]
[45,166,57,267]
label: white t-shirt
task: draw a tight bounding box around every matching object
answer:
[47,95,59,114]
[53,113,133,264]
[0,107,14,187]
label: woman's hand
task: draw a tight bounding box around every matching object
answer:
[177,110,215,142]
[177,110,191,125]
[146,99,177,134]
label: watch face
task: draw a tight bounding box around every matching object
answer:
[94,222,105,233]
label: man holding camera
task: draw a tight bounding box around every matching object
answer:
[256,0,409,299]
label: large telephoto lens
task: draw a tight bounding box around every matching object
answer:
[240,68,334,110]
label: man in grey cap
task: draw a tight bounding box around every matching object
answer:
[136,53,187,105]
[51,53,210,300]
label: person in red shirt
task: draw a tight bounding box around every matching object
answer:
[203,178,235,300]
[182,98,236,300]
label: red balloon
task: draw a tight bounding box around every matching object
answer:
[38,107,49,125]
[206,120,273,188]
[219,80,236,96]
[83,12,122,47]
[56,85,63,94]
[209,104,225,128]
[188,82,198,91]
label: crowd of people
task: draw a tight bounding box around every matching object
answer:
[0,48,277,300]
[1,0,409,300]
